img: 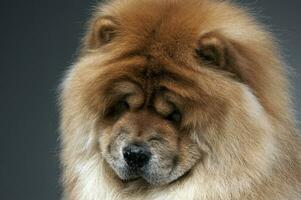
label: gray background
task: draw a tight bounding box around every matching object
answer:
[0,0,300,199]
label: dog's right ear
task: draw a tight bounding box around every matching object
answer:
[83,17,117,50]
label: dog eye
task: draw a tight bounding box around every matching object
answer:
[166,110,181,123]
[106,100,129,119]
[116,100,129,112]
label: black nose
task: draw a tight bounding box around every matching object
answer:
[123,144,151,169]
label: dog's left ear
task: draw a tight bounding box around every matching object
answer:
[196,32,228,68]
[196,32,245,81]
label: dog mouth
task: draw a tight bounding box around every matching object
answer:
[121,169,192,185]
[106,152,195,186]
[169,169,192,184]
[103,127,202,186]
[118,166,192,186]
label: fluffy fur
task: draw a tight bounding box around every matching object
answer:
[59,0,301,199]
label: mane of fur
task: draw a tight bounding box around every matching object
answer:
[59,1,301,199]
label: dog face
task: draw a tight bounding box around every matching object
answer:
[80,0,235,185]
[61,0,289,189]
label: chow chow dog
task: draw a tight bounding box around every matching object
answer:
[59,0,301,199]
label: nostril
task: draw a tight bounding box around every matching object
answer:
[123,144,151,169]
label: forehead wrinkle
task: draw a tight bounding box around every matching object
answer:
[97,1,203,57]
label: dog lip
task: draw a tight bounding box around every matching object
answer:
[121,176,141,183]
[169,169,192,185]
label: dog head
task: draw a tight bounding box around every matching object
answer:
[61,0,290,188]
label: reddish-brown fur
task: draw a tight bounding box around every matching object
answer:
[59,0,301,199]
